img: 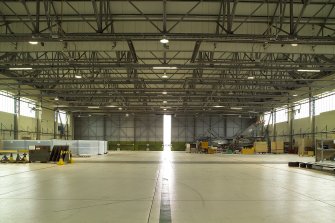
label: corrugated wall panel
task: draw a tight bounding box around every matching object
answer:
[75,115,253,142]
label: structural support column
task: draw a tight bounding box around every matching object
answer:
[66,112,69,140]
[193,116,196,141]
[54,109,58,139]
[103,115,107,141]
[36,99,42,140]
[133,115,136,150]
[288,102,294,150]
[309,94,316,149]
[223,117,227,138]
[272,109,277,141]
[13,96,20,140]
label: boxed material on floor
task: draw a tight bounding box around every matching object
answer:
[200,141,208,149]
[271,141,284,154]
[241,147,255,155]
[208,147,217,154]
[296,138,313,156]
[254,142,267,153]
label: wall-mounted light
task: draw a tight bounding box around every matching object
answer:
[153,66,177,70]
[9,67,32,70]
[297,69,320,72]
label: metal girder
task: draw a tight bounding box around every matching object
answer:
[126,40,138,63]
[0,33,334,45]
[1,0,335,115]
[190,40,201,63]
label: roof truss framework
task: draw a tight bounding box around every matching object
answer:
[0,0,334,115]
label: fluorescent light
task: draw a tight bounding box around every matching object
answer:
[54,97,59,101]
[293,94,298,97]
[9,67,32,70]
[106,105,117,108]
[88,106,99,109]
[291,43,298,47]
[28,41,38,45]
[75,75,82,79]
[163,101,167,104]
[118,107,122,110]
[153,66,177,70]
[231,107,242,110]
[163,108,167,111]
[213,105,224,108]
[160,38,169,44]
[247,76,255,80]
[297,69,320,72]
[162,91,167,95]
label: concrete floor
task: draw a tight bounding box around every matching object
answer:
[0,152,334,223]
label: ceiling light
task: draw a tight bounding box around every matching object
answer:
[54,97,59,101]
[28,41,38,45]
[118,107,122,110]
[88,114,92,117]
[88,106,99,109]
[297,69,320,72]
[228,92,234,95]
[291,43,298,47]
[293,94,298,97]
[163,101,167,103]
[231,107,242,110]
[163,108,167,111]
[153,66,177,70]
[213,105,224,108]
[162,73,168,78]
[75,74,82,79]
[247,76,255,80]
[9,67,32,70]
[160,37,169,44]
[125,113,129,117]
[162,91,167,95]
[106,105,116,108]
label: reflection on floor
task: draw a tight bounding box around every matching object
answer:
[0,152,334,223]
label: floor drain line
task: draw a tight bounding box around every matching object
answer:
[159,177,172,223]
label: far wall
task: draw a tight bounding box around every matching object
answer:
[74,115,254,142]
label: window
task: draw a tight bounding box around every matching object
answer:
[0,91,14,114]
[57,110,68,124]
[315,92,335,115]
[275,108,288,123]
[20,98,36,118]
[263,112,273,125]
[294,99,310,119]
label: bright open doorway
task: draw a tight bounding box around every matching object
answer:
[163,115,171,152]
